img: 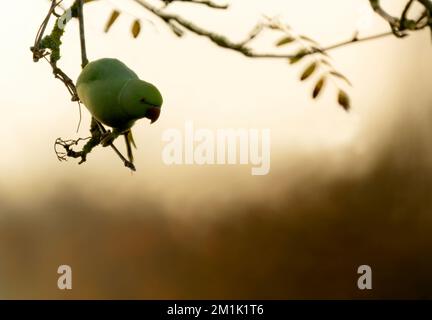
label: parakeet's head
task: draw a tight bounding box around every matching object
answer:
[119,79,163,123]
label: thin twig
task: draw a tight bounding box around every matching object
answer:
[77,0,89,68]
[369,0,400,27]
[418,0,432,12]
[32,1,79,101]
[319,31,394,52]
[32,0,60,62]
[369,0,432,37]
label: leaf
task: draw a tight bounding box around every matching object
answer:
[312,76,326,99]
[131,19,141,38]
[330,71,352,86]
[337,90,351,110]
[300,62,317,81]
[289,49,307,65]
[104,10,120,33]
[276,36,295,47]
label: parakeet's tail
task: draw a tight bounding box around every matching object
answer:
[124,130,137,163]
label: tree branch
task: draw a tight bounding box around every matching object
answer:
[133,0,400,59]
[369,0,432,37]
[418,0,432,12]
[369,0,400,27]
[77,0,89,68]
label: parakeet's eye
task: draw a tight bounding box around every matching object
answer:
[140,98,147,103]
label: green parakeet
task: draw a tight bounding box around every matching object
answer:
[76,58,163,163]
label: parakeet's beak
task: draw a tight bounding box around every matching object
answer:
[144,107,161,124]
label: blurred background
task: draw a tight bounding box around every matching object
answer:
[0,0,431,298]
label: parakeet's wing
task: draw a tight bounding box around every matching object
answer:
[77,58,138,85]
[76,58,139,129]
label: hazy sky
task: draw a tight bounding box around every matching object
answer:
[0,0,431,209]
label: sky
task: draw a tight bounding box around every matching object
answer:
[0,0,431,298]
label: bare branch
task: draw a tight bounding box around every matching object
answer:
[369,0,432,37]
[77,0,89,68]
[369,0,400,27]
[418,0,432,12]
[133,0,399,59]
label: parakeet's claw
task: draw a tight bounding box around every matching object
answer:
[100,131,118,147]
